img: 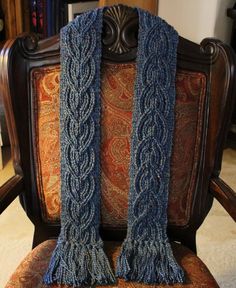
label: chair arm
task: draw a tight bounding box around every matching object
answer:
[0,175,24,214]
[0,39,25,214]
[210,177,236,222]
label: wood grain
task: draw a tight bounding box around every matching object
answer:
[15,0,23,35]
[1,0,24,38]
[210,177,236,222]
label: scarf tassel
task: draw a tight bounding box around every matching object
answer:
[43,239,116,286]
[116,238,185,285]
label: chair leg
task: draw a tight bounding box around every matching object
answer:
[32,226,49,249]
[181,231,197,254]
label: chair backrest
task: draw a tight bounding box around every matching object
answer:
[1,5,235,251]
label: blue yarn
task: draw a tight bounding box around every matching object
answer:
[43,6,185,286]
[116,8,184,284]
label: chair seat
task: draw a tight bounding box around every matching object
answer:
[5,240,219,288]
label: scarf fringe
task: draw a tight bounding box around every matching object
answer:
[116,238,185,285]
[43,239,116,286]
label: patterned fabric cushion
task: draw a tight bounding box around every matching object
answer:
[6,240,219,288]
[32,62,206,227]
[32,67,61,221]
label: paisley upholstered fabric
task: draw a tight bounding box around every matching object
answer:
[32,62,206,227]
[32,66,61,222]
[100,63,134,228]
[168,70,206,225]
[6,240,219,288]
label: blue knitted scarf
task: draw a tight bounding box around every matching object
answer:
[43,6,185,287]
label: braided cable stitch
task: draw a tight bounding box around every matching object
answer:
[116,9,184,284]
[43,6,185,286]
[43,7,116,286]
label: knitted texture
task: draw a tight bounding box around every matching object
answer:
[43,8,115,286]
[43,6,185,286]
[116,9,184,284]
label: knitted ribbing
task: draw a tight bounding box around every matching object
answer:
[43,6,185,286]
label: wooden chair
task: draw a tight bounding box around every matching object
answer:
[1,5,236,288]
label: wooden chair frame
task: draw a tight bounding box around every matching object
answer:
[0,5,236,255]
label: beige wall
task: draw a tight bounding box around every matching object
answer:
[159,0,235,44]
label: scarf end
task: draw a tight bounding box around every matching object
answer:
[43,239,116,286]
[116,238,185,285]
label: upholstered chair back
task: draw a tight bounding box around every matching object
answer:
[31,62,206,230]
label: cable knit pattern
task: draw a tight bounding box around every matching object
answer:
[43,8,116,286]
[43,6,184,286]
[116,10,184,284]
